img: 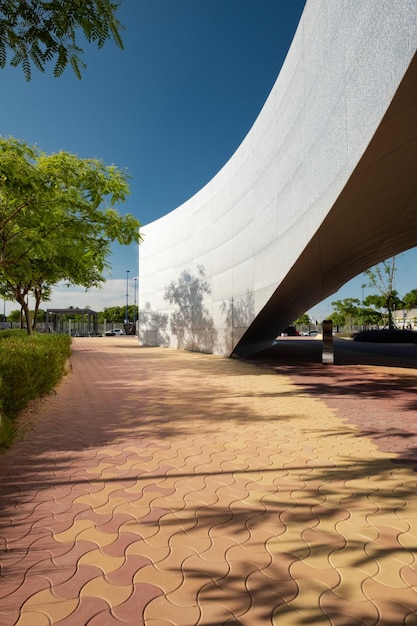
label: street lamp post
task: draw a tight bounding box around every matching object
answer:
[126,270,130,323]
[134,278,137,324]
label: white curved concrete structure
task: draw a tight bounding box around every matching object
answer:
[139,0,417,356]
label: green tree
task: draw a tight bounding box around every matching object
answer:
[99,305,136,324]
[364,257,402,329]
[403,289,417,310]
[293,313,310,326]
[7,308,20,323]
[330,298,361,330]
[328,310,346,328]
[0,136,141,334]
[356,307,382,328]
[0,0,123,80]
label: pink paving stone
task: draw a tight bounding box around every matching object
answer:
[105,554,152,586]
[53,596,110,625]
[51,540,99,567]
[51,564,103,599]
[101,532,146,558]
[1,339,417,625]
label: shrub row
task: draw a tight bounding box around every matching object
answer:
[0,331,72,428]
[353,329,417,343]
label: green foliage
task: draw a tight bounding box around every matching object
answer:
[0,136,141,334]
[0,0,124,80]
[0,333,71,431]
[99,305,137,324]
[293,313,310,326]
[403,289,417,310]
[0,415,15,448]
[330,298,361,329]
[364,257,403,328]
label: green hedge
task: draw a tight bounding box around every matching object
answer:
[0,332,72,422]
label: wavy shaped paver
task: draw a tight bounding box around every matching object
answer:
[1,337,417,625]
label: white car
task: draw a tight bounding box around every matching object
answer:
[105,328,124,336]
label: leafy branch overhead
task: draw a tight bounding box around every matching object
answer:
[0,136,141,334]
[0,0,123,80]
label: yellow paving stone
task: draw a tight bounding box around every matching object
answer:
[272,602,326,625]
[267,534,310,560]
[144,594,201,625]
[18,589,77,624]
[133,563,179,591]
[331,567,372,600]
[127,537,170,563]
[85,462,114,475]
[183,550,231,579]
[74,483,129,508]
[330,541,380,575]
[168,530,212,555]
[153,544,198,574]
[54,519,98,543]
[16,612,51,626]
[80,574,132,606]
[75,524,119,547]
[335,517,380,543]
[78,547,124,572]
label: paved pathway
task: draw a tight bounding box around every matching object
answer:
[1,337,417,625]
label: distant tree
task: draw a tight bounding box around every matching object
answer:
[363,257,402,329]
[0,0,124,80]
[328,310,346,328]
[7,309,20,323]
[356,307,382,328]
[99,305,136,324]
[330,298,361,330]
[293,313,310,326]
[403,289,417,310]
[0,136,141,334]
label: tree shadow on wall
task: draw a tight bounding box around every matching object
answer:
[221,290,255,354]
[138,301,170,346]
[164,264,217,353]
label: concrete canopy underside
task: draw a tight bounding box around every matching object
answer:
[139,1,417,357]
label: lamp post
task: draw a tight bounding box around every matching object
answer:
[134,278,137,324]
[125,270,130,323]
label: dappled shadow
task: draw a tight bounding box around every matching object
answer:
[138,301,170,346]
[3,452,417,623]
[2,339,417,623]
[221,291,255,355]
[246,338,417,471]
[164,264,217,353]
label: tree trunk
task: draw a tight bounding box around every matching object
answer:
[15,292,33,335]
[32,288,42,331]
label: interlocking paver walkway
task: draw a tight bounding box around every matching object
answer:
[1,336,417,625]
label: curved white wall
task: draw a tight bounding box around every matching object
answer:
[139,0,417,356]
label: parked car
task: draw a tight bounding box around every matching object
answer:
[105,328,124,336]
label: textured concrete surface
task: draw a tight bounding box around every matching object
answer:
[1,336,417,625]
[139,0,417,356]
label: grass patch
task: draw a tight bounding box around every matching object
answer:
[0,331,71,448]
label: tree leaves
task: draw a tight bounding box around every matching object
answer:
[0,0,124,80]
[0,136,141,333]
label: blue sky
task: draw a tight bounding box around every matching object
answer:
[1,0,416,319]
